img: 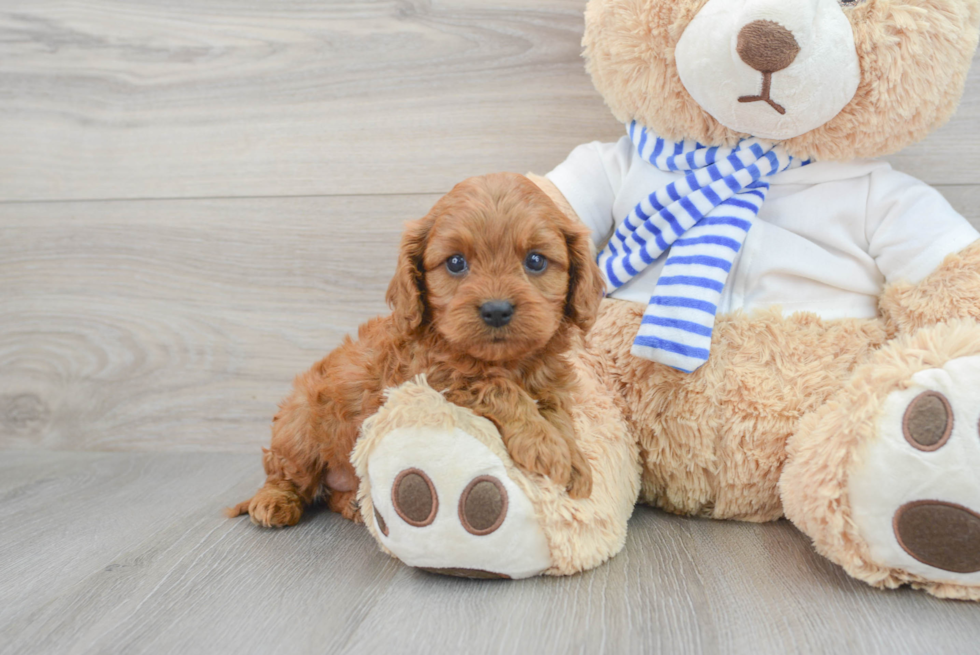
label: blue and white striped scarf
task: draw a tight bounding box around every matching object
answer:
[598,122,808,373]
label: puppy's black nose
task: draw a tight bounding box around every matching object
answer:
[480,301,514,328]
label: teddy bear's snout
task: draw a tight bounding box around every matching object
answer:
[736,20,800,74]
[673,0,861,139]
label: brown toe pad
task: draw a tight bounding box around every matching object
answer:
[893,500,980,573]
[392,468,438,527]
[902,391,953,451]
[458,476,508,536]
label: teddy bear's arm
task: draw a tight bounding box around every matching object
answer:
[527,173,581,223]
[866,169,980,334]
[527,138,637,249]
[879,239,980,335]
[527,173,601,260]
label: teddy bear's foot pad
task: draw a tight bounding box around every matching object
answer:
[849,355,980,584]
[365,425,552,579]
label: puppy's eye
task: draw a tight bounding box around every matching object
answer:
[446,254,468,275]
[524,252,548,274]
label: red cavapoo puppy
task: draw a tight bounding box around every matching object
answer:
[228,172,605,528]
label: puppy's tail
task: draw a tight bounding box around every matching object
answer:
[223,498,252,519]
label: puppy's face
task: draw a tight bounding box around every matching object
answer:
[424,190,571,362]
[387,173,604,362]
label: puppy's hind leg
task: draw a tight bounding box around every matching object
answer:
[226,392,324,528]
[324,452,363,523]
[226,475,305,528]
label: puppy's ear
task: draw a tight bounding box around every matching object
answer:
[561,215,605,333]
[386,214,433,334]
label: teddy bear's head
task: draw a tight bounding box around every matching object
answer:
[584,0,980,160]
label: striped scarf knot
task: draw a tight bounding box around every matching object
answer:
[598,122,808,373]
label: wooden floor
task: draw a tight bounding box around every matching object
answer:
[4,451,980,655]
[1,1,979,653]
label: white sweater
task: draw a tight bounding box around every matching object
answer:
[547,136,979,320]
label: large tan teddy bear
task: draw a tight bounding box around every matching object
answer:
[351,0,980,599]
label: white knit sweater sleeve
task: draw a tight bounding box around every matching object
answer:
[545,136,633,247]
[866,166,980,285]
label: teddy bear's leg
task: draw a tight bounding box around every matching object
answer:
[781,320,980,600]
[351,362,640,579]
[586,297,891,522]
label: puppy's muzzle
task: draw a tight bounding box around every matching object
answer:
[480,301,514,328]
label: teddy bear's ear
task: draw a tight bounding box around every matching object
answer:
[561,215,605,333]
[386,214,434,334]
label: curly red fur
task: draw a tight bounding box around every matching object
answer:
[227,173,606,527]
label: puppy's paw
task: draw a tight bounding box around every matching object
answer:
[566,445,593,500]
[506,421,573,490]
[328,489,363,523]
[247,485,304,528]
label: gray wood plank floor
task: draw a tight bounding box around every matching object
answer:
[3,451,980,655]
[2,0,980,652]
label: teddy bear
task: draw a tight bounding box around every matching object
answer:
[349,0,980,599]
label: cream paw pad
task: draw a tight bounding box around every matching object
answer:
[352,378,552,579]
[351,373,641,579]
[361,428,551,579]
[849,354,980,584]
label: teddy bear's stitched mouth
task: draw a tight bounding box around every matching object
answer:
[738,72,787,115]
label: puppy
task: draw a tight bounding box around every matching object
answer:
[227,173,605,527]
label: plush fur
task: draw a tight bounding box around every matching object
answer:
[588,300,890,521]
[583,0,980,160]
[228,173,606,527]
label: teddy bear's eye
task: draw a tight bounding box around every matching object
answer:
[839,0,863,6]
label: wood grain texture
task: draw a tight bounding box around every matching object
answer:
[0,0,611,201]
[0,1,976,203]
[0,194,439,451]
[2,452,979,655]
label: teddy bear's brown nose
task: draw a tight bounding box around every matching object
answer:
[736,20,801,73]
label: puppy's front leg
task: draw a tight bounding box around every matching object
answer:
[537,400,593,500]
[452,380,584,496]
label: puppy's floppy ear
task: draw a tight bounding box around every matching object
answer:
[386,214,434,334]
[561,214,605,333]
